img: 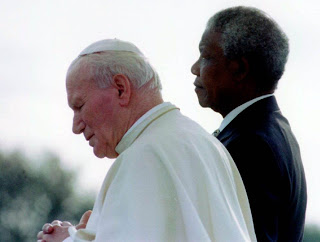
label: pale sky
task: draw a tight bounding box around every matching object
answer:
[1,0,319,224]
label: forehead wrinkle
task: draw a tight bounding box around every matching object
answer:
[200,31,224,56]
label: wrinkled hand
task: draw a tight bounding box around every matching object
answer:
[37,220,71,242]
[37,210,92,242]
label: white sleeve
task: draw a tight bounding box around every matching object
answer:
[64,226,96,242]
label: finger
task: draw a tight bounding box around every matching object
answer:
[42,223,54,234]
[51,220,62,226]
[76,210,92,229]
[61,221,72,226]
[37,230,43,239]
[42,223,51,230]
[79,210,92,225]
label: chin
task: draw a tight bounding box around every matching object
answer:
[93,146,118,159]
[93,151,106,159]
[92,146,105,159]
[195,95,209,108]
[105,153,118,159]
[198,99,210,108]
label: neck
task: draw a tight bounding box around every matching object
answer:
[126,86,163,129]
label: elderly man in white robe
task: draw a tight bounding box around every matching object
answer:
[37,39,256,242]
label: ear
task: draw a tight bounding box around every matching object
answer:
[111,74,131,106]
[228,57,249,82]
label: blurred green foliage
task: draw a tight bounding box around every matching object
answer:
[0,150,95,242]
[303,224,320,242]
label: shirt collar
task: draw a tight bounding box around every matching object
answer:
[115,102,178,154]
[218,94,274,132]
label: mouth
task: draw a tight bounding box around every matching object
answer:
[193,80,203,89]
[89,137,95,147]
[85,134,94,141]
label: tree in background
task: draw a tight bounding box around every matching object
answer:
[0,150,95,242]
[303,224,320,242]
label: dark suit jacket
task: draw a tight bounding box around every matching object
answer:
[217,96,307,242]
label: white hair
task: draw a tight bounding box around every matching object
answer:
[69,51,162,91]
[207,6,289,91]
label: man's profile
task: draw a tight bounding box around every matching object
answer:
[191,6,307,241]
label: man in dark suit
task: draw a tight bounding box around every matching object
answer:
[191,6,307,241]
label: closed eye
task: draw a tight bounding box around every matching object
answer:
[70,103,83,112]
[77,104,84,110]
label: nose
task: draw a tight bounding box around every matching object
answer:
[191,59,200,76]
[72,112,85,134]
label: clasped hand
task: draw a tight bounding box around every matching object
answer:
[37,210,92,242]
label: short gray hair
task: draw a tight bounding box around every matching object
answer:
[69,51,162,91]
[207,6,289,91]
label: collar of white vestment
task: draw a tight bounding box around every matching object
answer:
[216,94,274,134]
[115,102,179,154]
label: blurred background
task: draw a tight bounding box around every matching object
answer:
[1,0,319,241]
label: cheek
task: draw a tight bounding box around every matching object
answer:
[201,71,215,92]
[90,97,117,129]
[201,64,226,92]
[201,64,214,81]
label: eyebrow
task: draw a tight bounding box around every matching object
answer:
[68,95,82,109]
[199,40,207,52]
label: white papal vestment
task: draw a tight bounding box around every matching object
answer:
[65,103,256,241]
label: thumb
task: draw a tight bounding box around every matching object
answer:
[75,210,92,230]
